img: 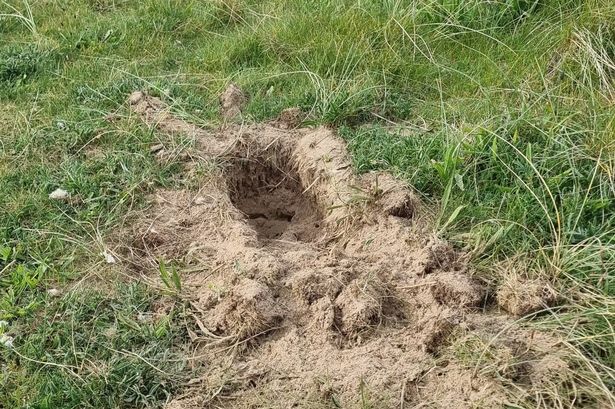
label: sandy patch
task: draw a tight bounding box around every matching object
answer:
[121,91,568,408]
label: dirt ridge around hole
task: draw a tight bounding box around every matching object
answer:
[123,91,568,408]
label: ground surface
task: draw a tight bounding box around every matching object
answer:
[125,92,571,408]
[0,1,614,408]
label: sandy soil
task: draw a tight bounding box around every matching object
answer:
[121,90,564,408]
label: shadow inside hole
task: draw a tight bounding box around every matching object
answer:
[227,153,323,241]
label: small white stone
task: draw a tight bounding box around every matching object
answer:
[0,334,14,349]
[150,144,164,153]
[56,121,66,130]
[102,29,113,42]
[49,188,69,200]
[47,288,61,297]
[137,313,152,322]
[102,250,116,264]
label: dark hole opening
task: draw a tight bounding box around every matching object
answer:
[227,153,323,241]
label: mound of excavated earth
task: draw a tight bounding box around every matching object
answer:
[122,91,567,408]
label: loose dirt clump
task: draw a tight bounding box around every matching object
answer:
[273,107,304,129]
[204,278,282,339]
[497,275,558,316]
[220,83,247,120]
[334,277,385,338]
[431,272,485,308]
[122,91,574,408]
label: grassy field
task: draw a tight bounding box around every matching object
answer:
[0,0,613,407]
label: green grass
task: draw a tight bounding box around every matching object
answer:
[1,282,191,408]
[0,0,613,407]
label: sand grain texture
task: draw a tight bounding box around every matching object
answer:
[125,91,569,408]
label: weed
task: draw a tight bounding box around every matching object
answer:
[158,258,182,295]
[0,45,44,85]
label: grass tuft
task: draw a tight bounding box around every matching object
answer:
[0,45,45,85]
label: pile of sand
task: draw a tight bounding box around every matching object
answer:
[121,90,565,408]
